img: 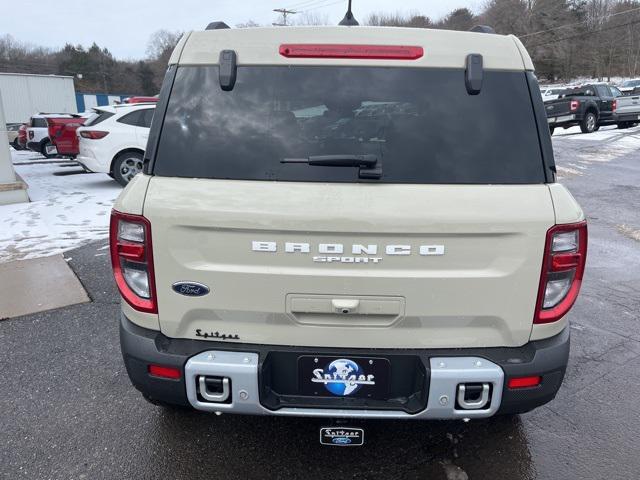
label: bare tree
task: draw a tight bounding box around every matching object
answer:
[438,8,477,30]
[146,30,183,60]
[145,30,183,90]
[366,11,432,28]
[292,12,330,26]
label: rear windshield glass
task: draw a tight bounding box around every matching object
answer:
[153,66,545,184]
[560,87,595,98]
[85,111,114,126]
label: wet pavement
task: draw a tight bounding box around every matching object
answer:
[1,127,639,479]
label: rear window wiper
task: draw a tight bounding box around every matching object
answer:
[281,154,382,179]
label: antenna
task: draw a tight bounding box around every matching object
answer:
[273,8,297,26]
[339,0,359,26]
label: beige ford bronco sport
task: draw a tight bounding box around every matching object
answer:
[110,21,586,438]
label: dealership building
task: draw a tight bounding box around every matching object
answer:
[0,73,78,124]
[0,72,135,124]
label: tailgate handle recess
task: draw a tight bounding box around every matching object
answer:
[331,299,360,314]
[289,296,403,316]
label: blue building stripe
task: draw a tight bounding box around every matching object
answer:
[96,94,109,106]
[76,93,138,112]
[76,93,85,113]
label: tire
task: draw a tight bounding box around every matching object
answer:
[112,151,144,187]
[40,139,56,158]
[580,112,597,133]
[549,126,555,135]
[618,122,630,129]
[11,139,22,150]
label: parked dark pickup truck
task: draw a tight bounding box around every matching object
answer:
[545,84,640,134]
[546,84,614,134]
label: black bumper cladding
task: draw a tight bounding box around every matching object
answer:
[120,314,570,416]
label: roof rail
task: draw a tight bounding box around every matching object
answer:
[470,25,496,34]
[206,22,230,30]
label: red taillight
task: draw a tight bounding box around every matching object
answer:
[508,376,541,389]
[612,99,617,112]
[279,44,424,60]
[534,222,588,324]
[570,100,580,111]
[80,130,109,139]
[109,210,157,313]
[148,365,181,380]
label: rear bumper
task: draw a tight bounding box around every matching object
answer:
[615,112,640,123]
[76,154,107,173]
[547,113,577,127]
[120,314,570,418]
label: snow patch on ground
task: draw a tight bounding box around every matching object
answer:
[556,165,583,177]
[0,149,121,262]
[617,224,640,242]
[553,125,640,178]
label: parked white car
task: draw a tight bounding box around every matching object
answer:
[76,103,155,186]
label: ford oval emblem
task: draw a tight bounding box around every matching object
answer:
[172,282,210,297]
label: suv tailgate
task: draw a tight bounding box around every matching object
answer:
[144,178,554,349]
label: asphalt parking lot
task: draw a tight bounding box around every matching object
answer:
[1,127,640,479]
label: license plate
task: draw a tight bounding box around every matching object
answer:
[298,355,390,398]
[46,145,58,155]
[320,427,364,446]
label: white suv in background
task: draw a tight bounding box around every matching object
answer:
[76,103,155,186]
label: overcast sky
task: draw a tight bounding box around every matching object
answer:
[1,0,480,60]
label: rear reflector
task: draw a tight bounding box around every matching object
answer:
[279,44,424,60]
[148,365,181,380]
[508,376,542,389]
[117,241,145,261]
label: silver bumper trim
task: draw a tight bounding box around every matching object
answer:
[184,351,504,419]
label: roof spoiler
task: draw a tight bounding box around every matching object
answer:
[470,25,496,34]
[206,22,230,30]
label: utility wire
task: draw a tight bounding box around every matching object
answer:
[284,0,327,9]
[530,17,640,47]
[301,0,344,13]
[521,4,640,38]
